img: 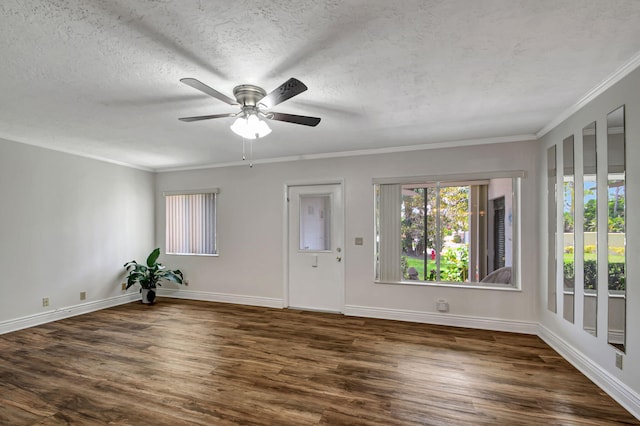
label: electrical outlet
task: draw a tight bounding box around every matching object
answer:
[42,297,49,307]
[80,291,86,301]
[615,353,623,370]
[121,282,127,290]
[436,299,449,312]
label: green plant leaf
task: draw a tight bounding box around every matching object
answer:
[124,260,138,270]
[163,271,183,284]
[146,248,160,267]
[124,248,184,291]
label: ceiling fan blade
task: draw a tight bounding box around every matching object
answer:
[260,78,308,109]
[179,113,236,122]
[180,78,238,106]
[268,112,321,127]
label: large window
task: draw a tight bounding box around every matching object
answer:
[375,173,521,287]
[164,189,218,255]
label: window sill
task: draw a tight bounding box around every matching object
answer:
[166,253,219,257]
[375,279,520,291]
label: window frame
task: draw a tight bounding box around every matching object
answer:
[373,171,523,290]
[163,188,219,257]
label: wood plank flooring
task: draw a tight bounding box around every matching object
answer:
[0,299,637,425]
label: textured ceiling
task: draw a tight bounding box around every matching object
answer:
[1,0,640,170]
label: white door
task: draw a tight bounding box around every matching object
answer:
[288,184,344,312]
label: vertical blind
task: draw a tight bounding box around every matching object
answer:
[494,197,506,270]
[165,192,217,255]
[378,184,401,282]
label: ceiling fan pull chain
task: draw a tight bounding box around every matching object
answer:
[249,139,254,168]
[242,137,246,161]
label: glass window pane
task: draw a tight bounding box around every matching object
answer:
[375,176,519,288]
[426,187,437,281]
[563,135,575,323]
[607,105,626,352]
[583,121,597,336]
[439,185,470,283]
[299,195,331,251]
[401,187,425,280]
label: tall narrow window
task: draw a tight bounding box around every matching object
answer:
[165,190,218,255]
[607,105,626,352]
[582,121,597,336]
[563,135,575,324]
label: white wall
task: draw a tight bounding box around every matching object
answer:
[155,140,539,329]
[538,66,640,413]
[0,138,155,327]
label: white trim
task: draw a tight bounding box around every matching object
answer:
[283,183,290,309]
[157,288,284,308]
[373,170,526,185]
[283,181,346,312]
[538,324,640,419]
[156,135,536,172]
[162,188,220,196]
[343,304,538,334]
[537,50,640,138]
[285,178,344,187]
[0,136,153,172]
[0,293,139,335]
[374,279,521,291]
[607,329,625,345]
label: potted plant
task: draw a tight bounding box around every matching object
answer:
[124,248,183,304]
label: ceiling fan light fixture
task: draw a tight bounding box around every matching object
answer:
[230,113,272,140]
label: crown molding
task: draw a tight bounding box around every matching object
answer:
[155,134,537,173]
[0,136,154,172]
[537,50,640,138]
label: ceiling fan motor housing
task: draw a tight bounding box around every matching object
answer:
[233,84,267,106]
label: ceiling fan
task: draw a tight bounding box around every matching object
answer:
[178,77,321,139]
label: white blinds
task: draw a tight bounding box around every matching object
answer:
[165,193,216,255]
[378,184,401,282]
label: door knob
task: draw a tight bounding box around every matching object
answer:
[336,256,342,262]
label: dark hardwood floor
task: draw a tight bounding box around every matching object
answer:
[0,299,637,425]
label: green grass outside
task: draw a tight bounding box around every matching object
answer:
[405,256,461,281]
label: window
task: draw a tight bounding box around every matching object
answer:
[299,194,331,251]
[374,173,521,288]
[164,189,218,255]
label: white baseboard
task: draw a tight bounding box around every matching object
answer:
[157,288,284,309]
[0,293,139,335]
[538,324,640,419]
[343,304,538,335]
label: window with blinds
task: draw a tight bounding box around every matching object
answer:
[165,190,218,255]
[374,173,521,288]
